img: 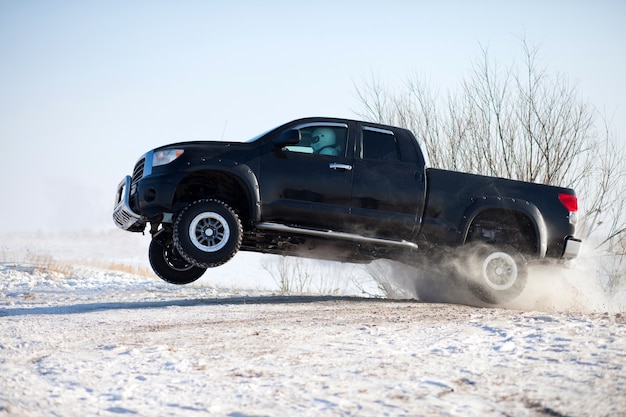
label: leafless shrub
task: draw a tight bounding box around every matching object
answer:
[268,256,312,294]
[261,256,317,294]
[596,240,626,294]
[261,256,377,296]
[359,260,417,300]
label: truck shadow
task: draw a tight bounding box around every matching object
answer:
[0,294,418,317]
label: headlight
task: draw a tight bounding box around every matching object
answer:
[153,149,184,167]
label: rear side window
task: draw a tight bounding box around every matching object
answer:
[362,128,400,161]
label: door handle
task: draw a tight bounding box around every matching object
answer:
[329,163,353,171]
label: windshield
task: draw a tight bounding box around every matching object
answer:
[243,125,280,143]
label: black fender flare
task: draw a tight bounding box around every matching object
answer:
[457,196,547,258]
[182,160,262,222]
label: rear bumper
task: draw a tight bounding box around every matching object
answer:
[112,176,146,232]
[562,237,582,259]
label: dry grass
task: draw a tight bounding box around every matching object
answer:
[0,248,74,276]
[84,260,154,277]
[0,248,153,278]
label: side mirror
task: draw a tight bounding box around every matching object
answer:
[274,129,300,148]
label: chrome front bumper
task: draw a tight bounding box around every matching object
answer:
[112,175,145,231]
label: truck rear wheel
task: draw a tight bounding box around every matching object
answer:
[174,199,243,268]
[462,243,528,304]
[149,235,207,284]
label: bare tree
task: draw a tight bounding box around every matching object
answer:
[354,39,626,290]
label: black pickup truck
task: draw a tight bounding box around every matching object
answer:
[113,117,582,303]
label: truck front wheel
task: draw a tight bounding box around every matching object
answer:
[174,199,243,268]
[463,243,528,304]
[149,235,207,284]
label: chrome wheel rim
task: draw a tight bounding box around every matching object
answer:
[188,212,230,253]
[481,251,518,291]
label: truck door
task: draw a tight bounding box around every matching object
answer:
[259,121,355,232]
[350,125,426,240]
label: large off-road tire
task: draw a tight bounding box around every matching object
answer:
[173,199,243,268]
[462,243,528,304]
[148,235,207,284]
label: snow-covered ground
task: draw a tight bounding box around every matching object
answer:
[1,231,625,416]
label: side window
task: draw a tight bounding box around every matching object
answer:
[362,128,400,161]
[285,125,348,157]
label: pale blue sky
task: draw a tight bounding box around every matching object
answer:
[1,1,624,233]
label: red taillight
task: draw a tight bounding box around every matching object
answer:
[559,193,578,212]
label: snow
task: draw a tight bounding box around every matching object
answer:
[1,231,625,416]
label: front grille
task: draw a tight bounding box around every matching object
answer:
[130,158,145,195]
